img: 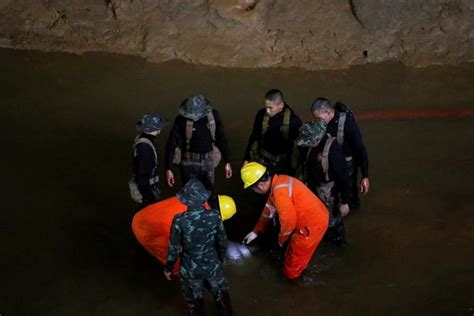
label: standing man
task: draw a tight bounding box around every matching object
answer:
[165,94,232,192]
[241,162,329,280]
[311,98,369,209]
[164,179,233,315]
[296,120,351,246]
[130,112,168,208]
[243,89,302,176]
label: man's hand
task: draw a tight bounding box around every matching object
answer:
[166,170,175,187]
[339,203,350,217]
[163,270,172,281]
[225,163,232,179]
[360,178,370,195]
[243,231,258,244]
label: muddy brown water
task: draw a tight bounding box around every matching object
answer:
[1,48,473,315]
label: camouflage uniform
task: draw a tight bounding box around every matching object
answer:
[165,179,232,315]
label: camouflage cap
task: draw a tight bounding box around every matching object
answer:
[176,178,211,208]
[178,94,212,121]
[295,119,327,147]
[136,112,168,133]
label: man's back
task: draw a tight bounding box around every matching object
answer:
[170,207,227,279]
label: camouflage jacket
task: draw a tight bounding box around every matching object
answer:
[165,206,227,279]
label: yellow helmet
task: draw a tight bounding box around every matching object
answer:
[241,162,267,189]
[218,195,236,221]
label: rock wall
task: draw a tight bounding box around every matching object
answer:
[0,0,473,69]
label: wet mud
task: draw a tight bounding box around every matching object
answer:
[1,48,473,315]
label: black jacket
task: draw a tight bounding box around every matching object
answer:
[243,104,302,160]
[164,109,230,170]
[327,111,369,178]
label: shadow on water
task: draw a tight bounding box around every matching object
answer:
[1,48,473,315]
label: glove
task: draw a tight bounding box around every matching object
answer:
[243,231,258,244]
[163,270,172,281]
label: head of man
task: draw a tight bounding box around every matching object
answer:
[208,195,237,221]
[311,97,334,123]
[176,178,211,208]
[295,119,328,148]
[264,89,285,117]
[136,112,168,135]
[241,162,272,194]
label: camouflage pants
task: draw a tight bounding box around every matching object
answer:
[312,182,346,246]
[181,270,229,305]
[180,158,215,192]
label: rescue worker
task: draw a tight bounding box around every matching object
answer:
[165,94,232,192]
[241,162,329,280]
[131,191,236,279]
[296,120,351,246]
[164,179,233,316]
[243,89,302,176]
[130,112,168,207]
[311,98,369,209]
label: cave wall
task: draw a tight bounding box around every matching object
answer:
[0,0,472,69]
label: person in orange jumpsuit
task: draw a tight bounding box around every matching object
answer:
[132,193,236,279]
[241,162,329,279]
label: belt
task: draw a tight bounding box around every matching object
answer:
[184,151,212,161]
[345,156,353,162]
[149,175,159,185]
[260,148,288,162]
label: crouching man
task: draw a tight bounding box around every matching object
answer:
[241,162,329,280]
[131,184,236,279]
[164,179,233,315]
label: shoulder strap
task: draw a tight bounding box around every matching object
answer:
[321,136,335,182]
[184,120,194,152]
[337,112,346,145]
[281,108,291,141]
[207,111,216,141]
[134,137,158,167]
[261,113,270,136]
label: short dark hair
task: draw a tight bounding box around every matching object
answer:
[311,97,333,113]
[264,89,284,103]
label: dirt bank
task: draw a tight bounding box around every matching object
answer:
[0,0,473,70]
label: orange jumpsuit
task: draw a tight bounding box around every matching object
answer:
[253,175,329,279]
[132,197,209,277]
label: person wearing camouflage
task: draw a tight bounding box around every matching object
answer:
[165,94,232,192]
[296,119,351,247]
[164,179,233,316]
[130,112,168,207]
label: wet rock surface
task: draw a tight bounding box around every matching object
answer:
[0,0,473,69]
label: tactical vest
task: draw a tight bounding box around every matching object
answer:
[304,135,336,210]
[262,108,291,141]
[173,111,221,167]
[133,136,159,185]
[250,108,292,163]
